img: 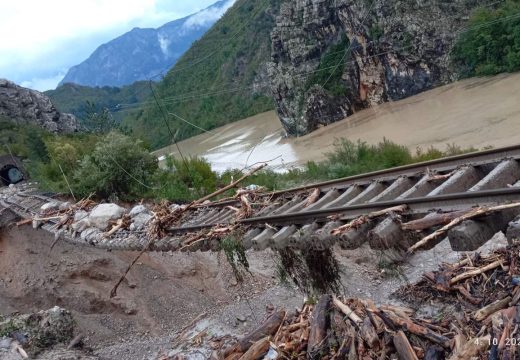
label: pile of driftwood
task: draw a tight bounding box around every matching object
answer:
[168,245,520,360]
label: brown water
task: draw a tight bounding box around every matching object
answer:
[154,73,520,172]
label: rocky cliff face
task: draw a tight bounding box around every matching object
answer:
[268,0,492,136]
[0,79,79,133]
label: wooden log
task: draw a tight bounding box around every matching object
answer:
[238,310,285,352]
[360,317,380,349]
[408,201,520,253]
[401,210,471,231]
[238,337,269,360]
[393,330,419,360]
[447,335,490,360]
[333,296,362,325]
[308,294,332,359]
[424,345,446,360]
[373,309,451,348]
[449,259,503,285]
[474,296,512,321]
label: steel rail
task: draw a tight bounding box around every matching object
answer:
[169,187,520,233]
[195,144,520,210]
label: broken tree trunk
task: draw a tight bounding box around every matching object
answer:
[393,330,419,360]
[238,337,269,360]
[447,335,490,360]
[308,294,332,359]
[238,310,285,352]
[408,202,520,253]
[401,210,472,231]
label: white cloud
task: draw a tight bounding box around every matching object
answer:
[20,72,67,92]
[183,0,236,29]
[158,34,170,56]
[0,0,225,91]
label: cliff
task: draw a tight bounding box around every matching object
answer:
[0,79,79,133]
[268,0,494,136]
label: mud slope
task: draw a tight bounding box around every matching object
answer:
[0,225,276,346]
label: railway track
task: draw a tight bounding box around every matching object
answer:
[1,145,520,253]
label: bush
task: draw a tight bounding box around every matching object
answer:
[451,1,520,77]
[73,132,158,200]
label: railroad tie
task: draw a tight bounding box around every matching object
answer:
[304,190,340,211]
[252,228,277,251]
[309,221,343,250]
[322,185,363,209]
[369,177,415,203]
[271,225,298,250]
[448,209,520,251]
[427,166,482,196]
[242,228,262,250]
[469,159,520,192]
[396,175,443,200]
[368,216,412,250]
[339,222,371,250]
[346,182,387,205]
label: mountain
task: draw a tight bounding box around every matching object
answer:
[0,79,79,133]
[123,0,282,150]
[45,82,152,124]
[59,0,236,87]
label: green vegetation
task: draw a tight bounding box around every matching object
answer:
[1,117,478,205]
[305,35,351,98]
[122,0,281,150]
[45,81,152,129]
[452,0,520,77]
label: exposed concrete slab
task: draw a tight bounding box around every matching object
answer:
[242,228,262,249]
[274,196,305,215]
[309,221,343,250]
[288,223,319,249]
[470,159,520,192]
[427,166,481,196]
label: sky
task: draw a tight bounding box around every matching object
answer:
[0,0,224,91]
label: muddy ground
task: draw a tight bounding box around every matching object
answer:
[0,223,509,359]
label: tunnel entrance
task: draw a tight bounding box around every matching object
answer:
[0,165,24,185]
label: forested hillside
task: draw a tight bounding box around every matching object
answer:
[122,0,281,150]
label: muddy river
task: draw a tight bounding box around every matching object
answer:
[154,73,520,172]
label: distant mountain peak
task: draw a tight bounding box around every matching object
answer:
[59,0,236,88]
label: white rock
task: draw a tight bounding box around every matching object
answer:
[129,205,148,218]
[88,204,126,230]
[132,213,152,230]
[40,202,59,213]
[73,210,88,222]
[58,202,71,211]
[80,227,103,244]
[71,218,90,233]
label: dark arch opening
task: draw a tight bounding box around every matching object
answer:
[0,165,24,186]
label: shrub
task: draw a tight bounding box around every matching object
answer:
[73,132,157,200]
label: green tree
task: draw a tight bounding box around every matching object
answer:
[452,1,520,77]
[26,129,50,163]
[83,101,117,134]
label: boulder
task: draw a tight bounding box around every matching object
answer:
[80,228,103,244]
[132,212,152,230]
[0,306,74,356]
[129,205,148,218]
[88,204,126,230]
